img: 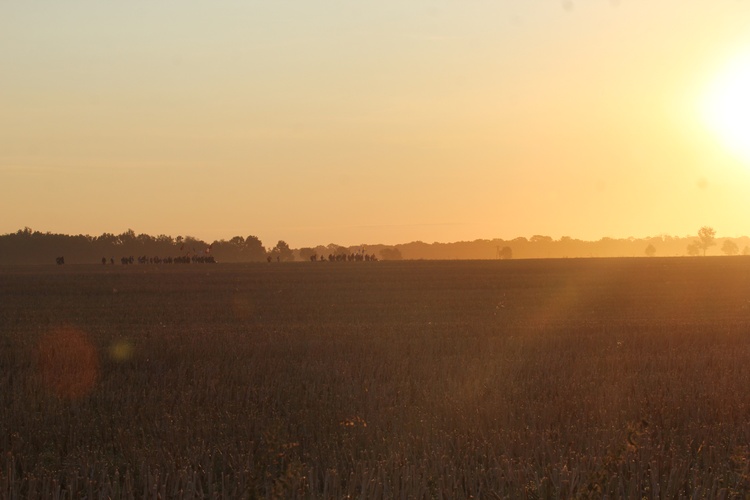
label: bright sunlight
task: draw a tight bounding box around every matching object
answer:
[702,50,750,163]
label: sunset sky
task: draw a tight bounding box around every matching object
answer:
[3,1,750,248]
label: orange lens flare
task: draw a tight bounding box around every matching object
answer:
[35,326,99,400]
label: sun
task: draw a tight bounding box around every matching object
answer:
[702,51,750,162]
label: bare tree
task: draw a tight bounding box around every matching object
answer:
[697,226,716,256]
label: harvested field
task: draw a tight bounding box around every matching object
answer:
[2,258,750,498]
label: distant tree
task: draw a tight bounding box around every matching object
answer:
[644,244,656,257]
[721,239,739,256]
[183,235,205,251]
[298,247,316,261]
[97,232,118,245]
[136,233,154,247]
[327,244,348,258]
[697,226,716,256]
[119,229,136,243]
[273,240,294,262]
[530,235,554,243]
[244,235,267,261]
[687,241,701,256]
[379,248,403,261]
[209,236,246,262]
[498,246,513,260]
[744,246,750,256]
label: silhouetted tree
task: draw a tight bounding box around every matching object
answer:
[182,235,206,253]
[97,232,118,245]
[530,235,553,243]
[210,236,242,262]
[697,226,716,256]
[687,241,700,256]
[298,247,316,261]
[273,240,294,262]
[244,236,267,262]
[327,244,348,258]
[119,229,136,244]
[644,244,656,257]
[721,239,739,256]
[499,246,513,260]
[136,233,154,247]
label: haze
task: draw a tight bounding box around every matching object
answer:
[3,1,750,248]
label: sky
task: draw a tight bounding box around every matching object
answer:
[3,1,750,248]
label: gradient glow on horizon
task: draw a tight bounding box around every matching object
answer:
[3,1,750,248]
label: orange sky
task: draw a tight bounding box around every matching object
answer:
[2,1,750,248]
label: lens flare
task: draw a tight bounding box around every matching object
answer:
[108,339,134,362]
[35,326,99,400]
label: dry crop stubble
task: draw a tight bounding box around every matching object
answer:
[2,258,750,497]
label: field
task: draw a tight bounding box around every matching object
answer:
[3,258,750,498]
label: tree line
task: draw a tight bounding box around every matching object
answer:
[390,228,750,260]
[0,228,285,265]
[0,228,395,265]
[1,227,749,265]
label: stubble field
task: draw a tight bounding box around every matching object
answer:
[2,258,750,498]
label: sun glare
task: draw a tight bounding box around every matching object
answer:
[702,51,750,163]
